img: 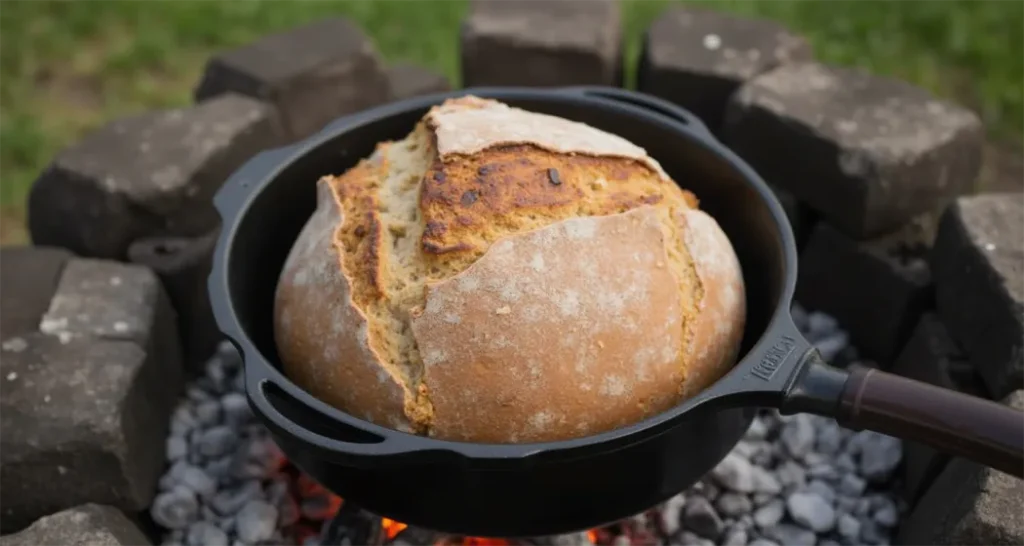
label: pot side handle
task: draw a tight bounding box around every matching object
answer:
[556,86,714,139]
[834,365,1024,478]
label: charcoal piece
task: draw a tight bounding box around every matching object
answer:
[0,246,74,339]
[128,229,220,366]
[638,6,812,132]
[0,334,177,533]
[796,221,933,364]
[930,193,1024,399]
[723,62,984,239]
[195,18,389,140]
[0,504,151,546]
[897,391,1024,545]
[28,94,278,259]
[460,0,623,87]
[387,63,451,101]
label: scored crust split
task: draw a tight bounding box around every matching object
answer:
[274,96,746,443]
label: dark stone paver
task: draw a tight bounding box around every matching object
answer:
[931,193,1024,399]
[387,63,451,101]
[0,246,74,340]
[797,221,933,364]
[128,229,220,367]
[195,18,389,140]
[0,504,150,546]
[723,62,984,239]
[461,0,623,87]
[638,6,811,131]
[28,94,277,259]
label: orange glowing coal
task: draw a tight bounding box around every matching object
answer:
[381,518,408,540]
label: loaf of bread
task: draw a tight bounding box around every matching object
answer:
[273,96,746,444]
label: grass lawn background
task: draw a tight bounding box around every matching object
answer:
[1,0,1021,244]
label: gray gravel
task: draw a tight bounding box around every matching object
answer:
[152,341,288,546]
[656,306,906,546]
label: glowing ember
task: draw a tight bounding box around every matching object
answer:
[277,453,610,545]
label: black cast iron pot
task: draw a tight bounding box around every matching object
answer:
[209,86,1024,539]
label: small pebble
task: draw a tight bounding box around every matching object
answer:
[677,532,714,546]
[151,488,198,529]
[236,500,278,543]
[179,466,216,499]
[860,518,887,545]
[195,400,222,427]
[711,453,756,493]
[721,528,747,546]
[853,431,903,482]
[715,493,752,518]
[805,479,837,503]
[837,512,861,542]
[745,418,768,440]
[198,426,239,459]
[780,415,815,459]
[765,523,816,546]
[748,540,779,546]
[221,392,252,425]
[753,499,785,529]
[838,474,866,497]
[682,496,723,540]
[786,492,836,532]
[815,421,843,456]
[166,436,188,461]
[660,494,686,536]
[873,498,899,527]
[211,480,262,516]
[775,460,806,490]
[186,522,228,546]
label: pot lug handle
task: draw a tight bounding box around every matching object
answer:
[830,365,1024,478]
[557,86,714,139]
[244,363,447,468]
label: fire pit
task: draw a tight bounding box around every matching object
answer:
[151,305,905,546]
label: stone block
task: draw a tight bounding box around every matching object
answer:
[0,246,74,339]
[891,314,988,504]
[0,334,177,533]
[722,63,984,239]
[931,193,1024,399]
[796,221,933,365]
[28,94,277,259]
[195,18,389,140]
[897,391,1024,545]
[460,0,622,87]
[637,7,812,132]
[128,229,220,367]
[0,504,150,546]
[387,63,451,101]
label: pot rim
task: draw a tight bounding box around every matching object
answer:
[209,86,799,464]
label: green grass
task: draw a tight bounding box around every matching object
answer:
[1,0,1021,243]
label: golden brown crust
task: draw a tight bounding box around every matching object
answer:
[273,178,412,433]
[411,207,685,442]
[274,96,747,443]
[419,146,697,261]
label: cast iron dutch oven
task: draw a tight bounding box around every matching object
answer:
[209,87,1024,538]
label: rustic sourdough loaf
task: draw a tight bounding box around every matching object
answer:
[274,96,746,443]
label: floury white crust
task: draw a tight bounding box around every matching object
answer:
[274,96,746,443]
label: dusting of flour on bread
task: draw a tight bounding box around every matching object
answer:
[274,95,746,443]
